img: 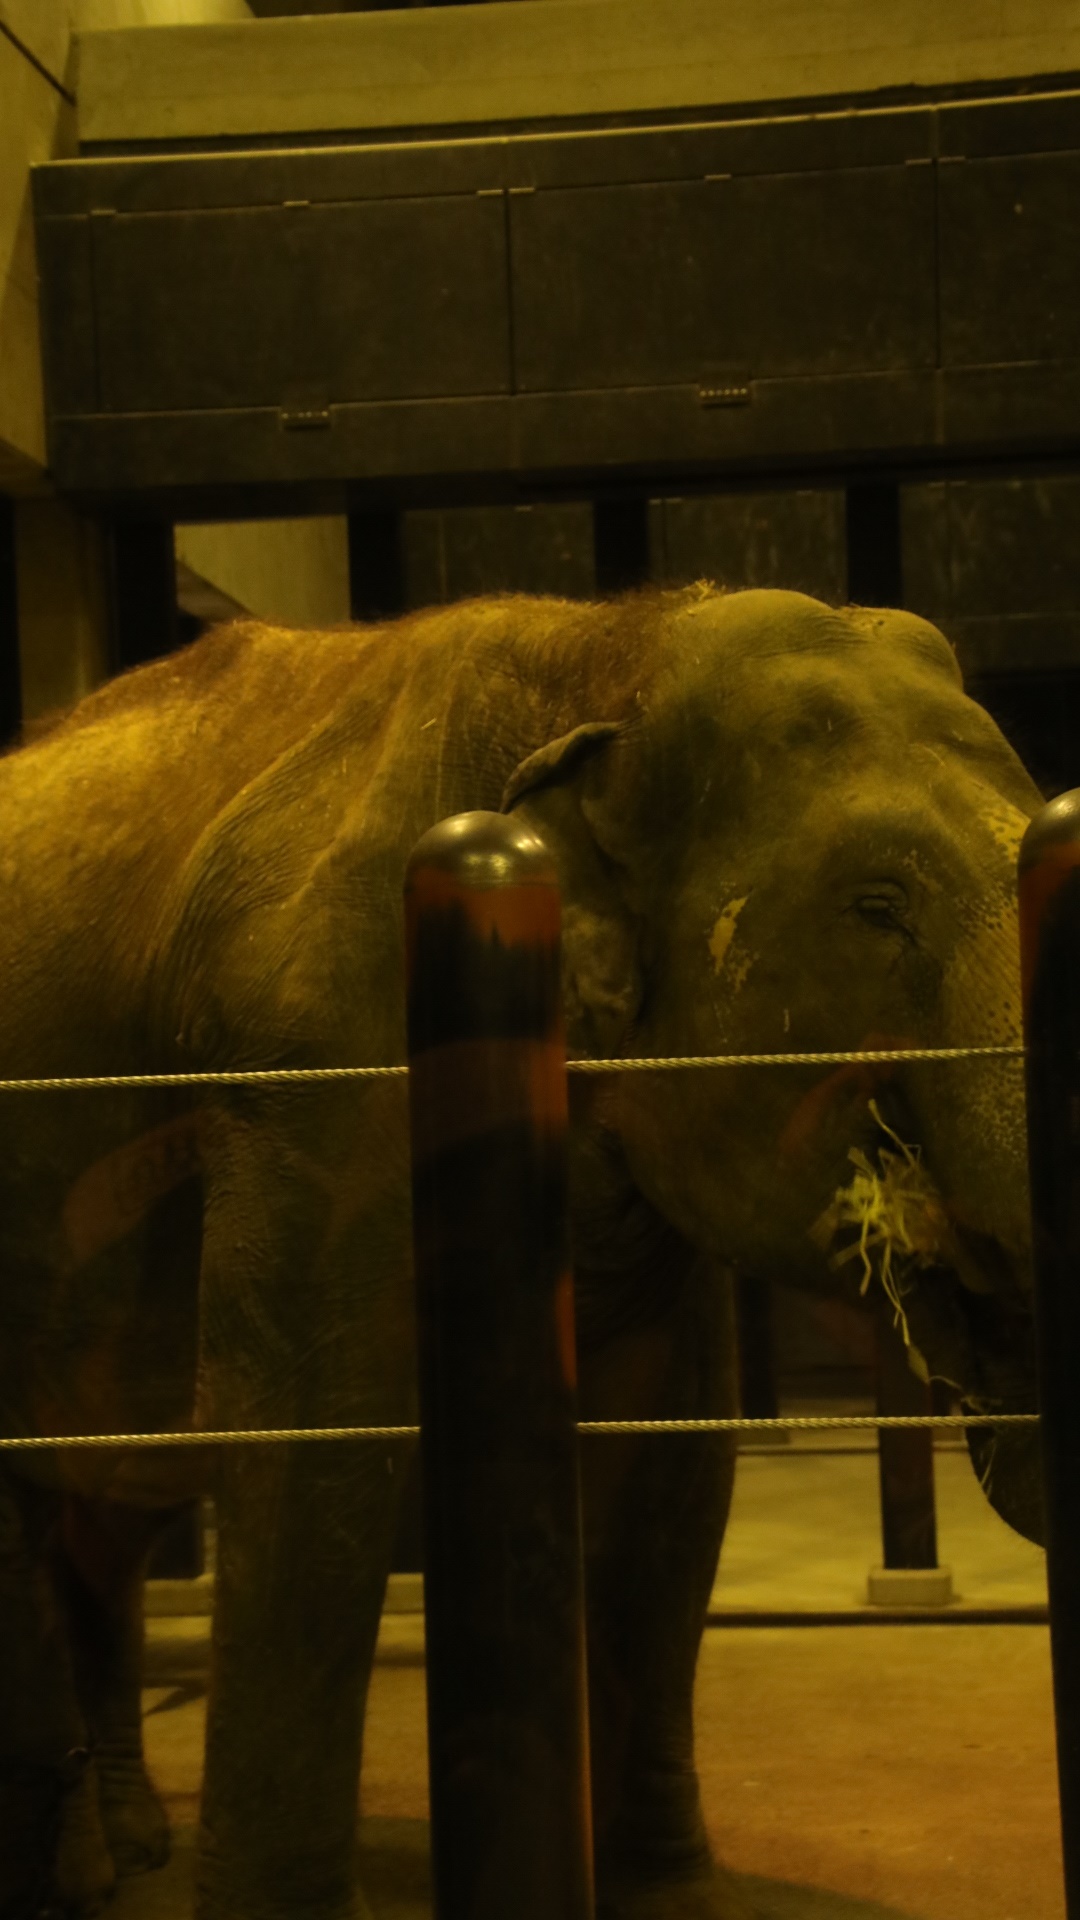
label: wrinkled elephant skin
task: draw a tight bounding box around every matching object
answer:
[0,589,1042,1920]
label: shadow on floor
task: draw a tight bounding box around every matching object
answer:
[111,1820,925,1920]
[739,1875,925,1919]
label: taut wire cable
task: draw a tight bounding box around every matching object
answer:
[0,1045,1025,1095]
[0,1414,1039,1451]
[0,1038,1033,1450]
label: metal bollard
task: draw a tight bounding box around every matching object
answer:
[405,811,594,1920]
[875,1313,938,1572]
[1019,788,1080,1918]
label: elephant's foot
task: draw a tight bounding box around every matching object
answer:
[54,1760,117,1917]
[597,1863,758,1920]
[195,1857,375,1920]
[596,1765,755,1920]
[97,1754,170,1877]
[195,1892,375,1920]
[0,1753,118,1919]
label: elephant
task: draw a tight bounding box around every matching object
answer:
[0,584,1044,1920]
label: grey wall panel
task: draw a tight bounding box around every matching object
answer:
[902,476,1080,674]
[511,181,718,394]
[36,147,508,216]
[35,113,935,218]
[48,377,943,505]
[29,91,1080,503]
[34,216,99,418]
[90,195,510,414]
[47,397,518,499]
[404,503,595,606]
[939,152,1080,369]
[511,375,939,471]
[940,93,1080,160]
[511,167,935,393]
[899,482,950,619]
[902,472,1080,799]
[949,614,1080,675]
[941,362,1080,449]
[721,166,935,378]
[651,490,846,603]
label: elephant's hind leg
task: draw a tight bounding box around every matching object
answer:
[0,1470,115,1918]
[56,1496,173,1879]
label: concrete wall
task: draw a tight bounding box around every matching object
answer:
[10,0,1080,699]
[13,495,111,719]
[75,0,1080,147]
[0,2,75,493]
[175,517,351,628]
[76,1,250,27]
[0,0,251,492]
[0,0,255,716]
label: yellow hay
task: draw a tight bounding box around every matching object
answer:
[810,1100,951,1380]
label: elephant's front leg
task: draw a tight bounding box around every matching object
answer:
[578,1256,750,1920]
[198,1435,400,1920]
[192,1108,413,1920]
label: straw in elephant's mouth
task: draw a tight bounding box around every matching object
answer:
[809,1100,951,1378]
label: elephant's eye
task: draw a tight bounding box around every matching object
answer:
[854,890,907,931]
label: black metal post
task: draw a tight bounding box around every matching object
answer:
[405,811,594,1920]
[845,481,903,608]
[735,1274,779,1422]
[593,497,650,593]
[106,518,177,669]
[348,507,406,621]
[875,1312,938,1570]
[1020,790,1080,1919]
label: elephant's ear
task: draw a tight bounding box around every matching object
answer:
[500,721,623,810]
[502,721,642,1057]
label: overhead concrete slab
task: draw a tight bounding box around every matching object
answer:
[76,0,251,27]
[73,0,1080,149]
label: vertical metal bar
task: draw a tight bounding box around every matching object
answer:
[875,1314,938,1571]
[845,481,903,607]
[106,518,177,669]
[735,1274,779,1422]
[1019,788,1080,1920]
[405,810,594,1920]
[593,497,650,593]
[348,507,406,621]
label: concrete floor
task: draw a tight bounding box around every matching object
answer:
[134,1445,1061,1920]
[712,1440,1047,1616]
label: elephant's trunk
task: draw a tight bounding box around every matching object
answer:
[966,1415,1046,1548]
[906,884,1045,1543]
[916,895,1032,1293]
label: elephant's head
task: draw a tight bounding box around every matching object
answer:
[507,588,1045,1543]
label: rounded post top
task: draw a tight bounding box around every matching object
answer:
[406,811,557,893]
[1020,790,1080,875]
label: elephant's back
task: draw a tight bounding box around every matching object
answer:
[0,621,390,1074]
[0,590,662,1077]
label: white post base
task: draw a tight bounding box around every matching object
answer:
[867,1565,955,1607]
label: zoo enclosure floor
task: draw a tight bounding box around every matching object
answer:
[138,1445,1059,1920]
[139,1620,1060,1920]
[710,1440,1047,1618]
